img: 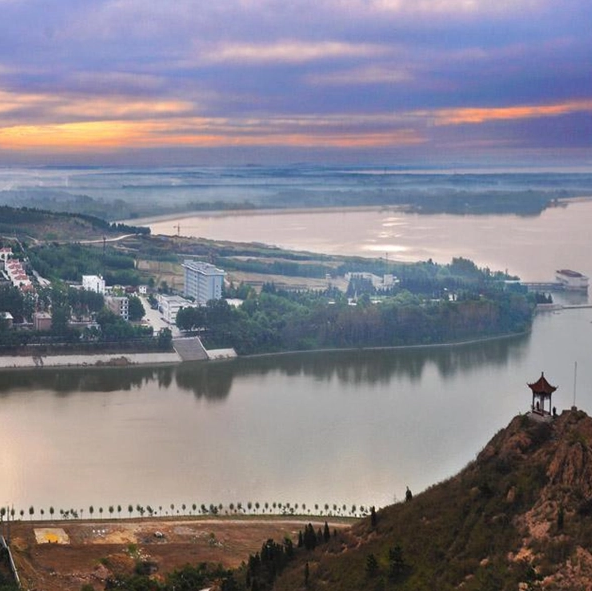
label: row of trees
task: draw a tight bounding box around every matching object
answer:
[0,501,370,523]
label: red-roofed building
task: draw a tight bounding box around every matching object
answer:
[528,372,557,416]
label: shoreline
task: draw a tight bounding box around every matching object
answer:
[241,330,530,360]
[0,329,528,371]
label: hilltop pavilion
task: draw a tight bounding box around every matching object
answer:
[528,372,557,417]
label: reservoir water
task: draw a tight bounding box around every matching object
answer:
[1,308,592,515]
[2,193,592,516]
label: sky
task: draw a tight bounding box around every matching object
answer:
[0,0,590,167]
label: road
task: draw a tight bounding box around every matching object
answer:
[139,295,181,337]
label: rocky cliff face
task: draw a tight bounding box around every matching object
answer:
[273,409,592,591]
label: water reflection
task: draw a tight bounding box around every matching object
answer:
[0,365,174,396]
[0,332,530,400]
[175,361,234,401]
[226,333,530,385]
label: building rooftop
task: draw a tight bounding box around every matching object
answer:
[183,260,225,276]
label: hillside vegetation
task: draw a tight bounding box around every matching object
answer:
[269,410,592,591]
[0,205,147,241]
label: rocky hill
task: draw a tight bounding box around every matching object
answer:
[271,409,592,591]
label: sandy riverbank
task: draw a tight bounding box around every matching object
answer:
[126,204,409,226]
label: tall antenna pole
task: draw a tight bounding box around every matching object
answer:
[573,361,578,410]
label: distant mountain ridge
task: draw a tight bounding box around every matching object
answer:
[273,409,592,590]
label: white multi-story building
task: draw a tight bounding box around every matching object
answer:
[82,274,106,295]
[182,260,225,305]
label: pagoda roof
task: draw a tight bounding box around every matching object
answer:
[528,372,557,395]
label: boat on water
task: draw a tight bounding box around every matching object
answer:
[555,269,589,291]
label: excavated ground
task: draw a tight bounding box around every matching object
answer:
[6,516,352,591]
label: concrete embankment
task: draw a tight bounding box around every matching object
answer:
[0,351,182,370]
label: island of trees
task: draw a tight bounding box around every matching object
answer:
[176,257,536,355]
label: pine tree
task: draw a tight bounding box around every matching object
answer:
[389,545,407,581]
[366,553,379,577]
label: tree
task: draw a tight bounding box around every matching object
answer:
[405,486,413,502]
[366,553,379,577]
[29,506,34,520]
[176,306,206,331]
[128,295,145,322]
[388,545,408,581]
[370,506,377,527]
[157,327,173,349]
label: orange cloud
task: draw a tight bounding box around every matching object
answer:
[0,121,145,150]
[0,116,423,151]
[427,99,592,125]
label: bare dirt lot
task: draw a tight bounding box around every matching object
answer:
[7,516,352,591]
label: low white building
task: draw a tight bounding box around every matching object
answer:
[82,274,106,295]
[0,247,12,265]
[345,271,399,289]
[158,294,197,325]
[0,311,14,328]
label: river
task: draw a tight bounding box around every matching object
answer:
[1,307,591,515]
[2,198,592,517]
[145,199,592,283]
